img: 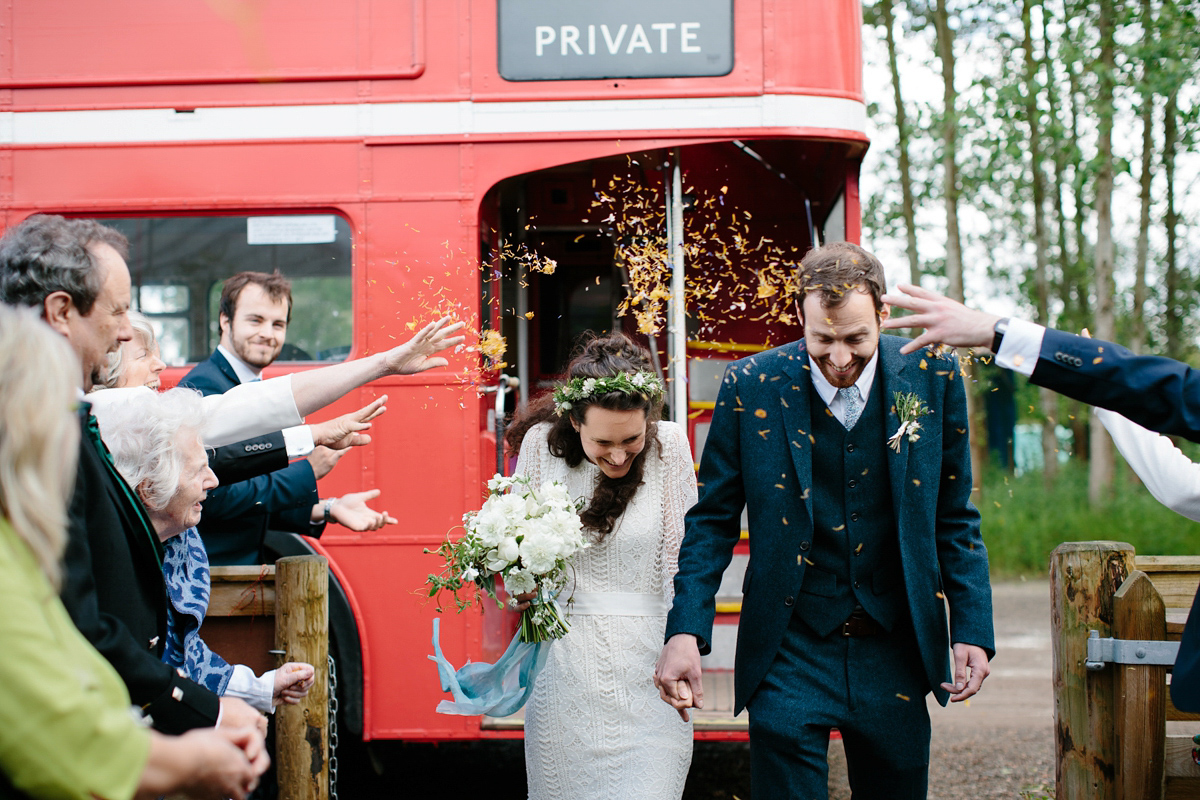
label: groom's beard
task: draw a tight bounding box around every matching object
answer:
[814,355,867,389]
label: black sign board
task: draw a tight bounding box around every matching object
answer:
[498,0,734,82]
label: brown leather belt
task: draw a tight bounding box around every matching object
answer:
[841,611,886,637]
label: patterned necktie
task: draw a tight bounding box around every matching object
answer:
[838,385,864,430]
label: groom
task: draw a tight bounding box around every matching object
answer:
[656,242,994,798]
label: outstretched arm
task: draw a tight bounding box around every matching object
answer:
[290,317,465,416]
[880,284,1000,355]
[1096,408,1200,522]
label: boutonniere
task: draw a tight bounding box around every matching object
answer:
[888,391,931,452]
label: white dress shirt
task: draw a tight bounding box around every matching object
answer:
[807,347,881,426]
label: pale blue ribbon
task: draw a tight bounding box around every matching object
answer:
[429,617,548,716]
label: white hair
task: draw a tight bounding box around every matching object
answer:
[100,310,157,390]
[93,387,210,511]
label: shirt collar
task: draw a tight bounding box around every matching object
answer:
[217,343,263,384]
[807,345,880,408]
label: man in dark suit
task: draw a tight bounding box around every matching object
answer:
[0,214,260,733]
[878,281,1200,713]
[182,271,386,565]
[656,243,994,799]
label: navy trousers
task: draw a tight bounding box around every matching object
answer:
[746,614,931,800]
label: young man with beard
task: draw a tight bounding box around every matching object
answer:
[182,271,394,565]
[655,242,994,799]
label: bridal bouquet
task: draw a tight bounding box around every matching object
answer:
[426,474,587,643]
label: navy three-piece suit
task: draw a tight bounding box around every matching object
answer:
[1027,329,1200,713]
[666,335,994,798]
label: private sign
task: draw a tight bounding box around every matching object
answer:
[498,0,734,82]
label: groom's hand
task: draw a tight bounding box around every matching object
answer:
[941,643,991,702]
[654,634,704,722]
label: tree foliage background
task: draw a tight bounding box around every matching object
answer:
[860,0,1200,508]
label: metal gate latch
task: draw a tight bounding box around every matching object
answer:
[1085,630,1180,671]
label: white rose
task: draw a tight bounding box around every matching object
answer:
[484,548,509,573]
[519,528,561,575]
[503,568,537,596]
[496,535,520,565]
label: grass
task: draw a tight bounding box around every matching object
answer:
[979,460,1200,579]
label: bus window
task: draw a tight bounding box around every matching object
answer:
[100,214,353,365]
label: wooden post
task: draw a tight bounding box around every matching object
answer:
[1112,571,1167,800]
[1052,541,1136,800]
[275,555,329,800]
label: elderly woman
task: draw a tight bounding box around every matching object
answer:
[0,305,267,800]
[100,310,166,390]
[95,388,316,712]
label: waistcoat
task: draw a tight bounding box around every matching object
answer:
[794,379,907,637]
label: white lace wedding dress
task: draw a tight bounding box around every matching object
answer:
[516,420,697,800]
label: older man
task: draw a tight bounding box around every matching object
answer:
[0,214,463,733]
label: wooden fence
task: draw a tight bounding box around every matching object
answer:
[1052,542,1200,800]
[206,555,330,800]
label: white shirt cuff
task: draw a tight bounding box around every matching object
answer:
[282,425,315,458]
[225,665,277,714]
[995,318,1045,377]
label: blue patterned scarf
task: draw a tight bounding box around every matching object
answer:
[162,526,233,694]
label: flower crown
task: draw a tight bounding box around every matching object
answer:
[552,371,665,416]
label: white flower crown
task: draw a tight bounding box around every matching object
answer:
[552,371,665,416]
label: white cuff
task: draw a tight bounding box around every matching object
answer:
[225,665,277,714]
[995,318,1045,377]
[282,425,316,458]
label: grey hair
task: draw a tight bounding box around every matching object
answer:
[100,310,157,390]
[94,387,209,512]
[0,305,81,588]
[0,214,129,315]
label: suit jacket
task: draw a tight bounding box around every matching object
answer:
[181,350,324,565]
[60,410,220,733]
[1030,329,1200,711]
[665,335,994,713]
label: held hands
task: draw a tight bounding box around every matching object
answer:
[879,284,1002,356]
[384,317,467,376]
[310,396,388,450]
[325,489,398,531]
[654,634,705,722]
[941,643,991,703]
[172,725,269,800]
[273,662,316,706]
[217,696,268,738]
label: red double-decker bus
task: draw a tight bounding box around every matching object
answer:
[1,0,867,750]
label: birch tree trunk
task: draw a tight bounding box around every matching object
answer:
[881,0,922,285]
[933,0,986,495]
[1088,0,1116,503]
[1024,0,1059,483]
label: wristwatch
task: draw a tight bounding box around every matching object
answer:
[323,497,337,522]
[991,317,1010,354]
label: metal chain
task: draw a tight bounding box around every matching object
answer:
[327,653,339,800]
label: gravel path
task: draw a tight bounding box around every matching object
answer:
[344,581,1056,798]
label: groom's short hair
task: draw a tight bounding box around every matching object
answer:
[796,242,887,315]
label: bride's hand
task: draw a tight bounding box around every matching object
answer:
[507,591,536,612]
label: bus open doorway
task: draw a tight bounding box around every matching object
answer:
[474,138,861,736]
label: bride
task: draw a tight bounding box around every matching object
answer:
[504,333,697,799]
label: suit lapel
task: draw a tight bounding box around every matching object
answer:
[778,343,815,527]
[879,339,914,526]
[211,349,241,387]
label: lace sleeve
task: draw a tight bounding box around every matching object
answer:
[657,421,698,602]
[513,422,550,486]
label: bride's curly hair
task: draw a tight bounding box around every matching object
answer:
[505,332,662,539]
